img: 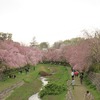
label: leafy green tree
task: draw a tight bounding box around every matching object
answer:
[63,37,84,45]
[8,33,12,40]
[0,32,12,40]
[52,41,63,49]
[39,42,49,50]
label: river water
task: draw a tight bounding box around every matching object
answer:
[28,77,48,100]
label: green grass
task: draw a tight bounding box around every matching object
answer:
[41,65,70,100]
[0,66,38,92]
[6,78,42,100]
[0,64,70,100]
[6,65,42,100]
[42,92,67,100]
[84,74,100,100]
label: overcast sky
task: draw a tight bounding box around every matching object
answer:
[0,0,100,45]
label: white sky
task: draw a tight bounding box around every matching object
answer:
[0,0,100,45]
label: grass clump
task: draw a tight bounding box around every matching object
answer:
[39,83,67,98]
[40,65,70,100]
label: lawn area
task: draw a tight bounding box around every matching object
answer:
[0,66,39,92]
[0,64,70,100]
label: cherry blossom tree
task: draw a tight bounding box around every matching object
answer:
[0,40,43,71]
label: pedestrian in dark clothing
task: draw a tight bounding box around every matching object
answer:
[80,74,83,84]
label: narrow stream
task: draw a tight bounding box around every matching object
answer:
[28,77,48,100]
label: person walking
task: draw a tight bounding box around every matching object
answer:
[84,91,94,100]
[80,73,83,84]
[71,77,75,89]
[71,71,74,79]
[74,70,79,77]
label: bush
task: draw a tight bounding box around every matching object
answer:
[39,83,67,98]
[89,84,96,90]
[90,63,100,73]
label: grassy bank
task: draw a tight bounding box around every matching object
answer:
[41,65,70,100]
[0,64,70,100]
[84,74,100,100]
[6,65,42,100]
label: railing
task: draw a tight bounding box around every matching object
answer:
[88,72,100,91]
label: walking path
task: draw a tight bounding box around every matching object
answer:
[72,77,87,100]
[67,68,94,100]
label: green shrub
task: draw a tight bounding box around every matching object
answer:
[39,83,67,98]
[90,63,100,73]
[89,84,96,90]
[84,74,96,90]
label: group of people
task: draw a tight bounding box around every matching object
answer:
[71,69,84,88]
[70,68,94,100]
[8,74,16,79]
[19,67,30,74]
[71,69,76,89]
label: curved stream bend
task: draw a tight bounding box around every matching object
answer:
[28,77,48,100]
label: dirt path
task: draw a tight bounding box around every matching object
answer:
[67,68,92,100]
[72,77,87,100]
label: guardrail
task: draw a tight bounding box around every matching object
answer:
[88,72,100,91]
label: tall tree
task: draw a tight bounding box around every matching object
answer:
[39,42,49,50]
[30,37,38,47]
[0,32,12,40]
[52,41,63,49]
